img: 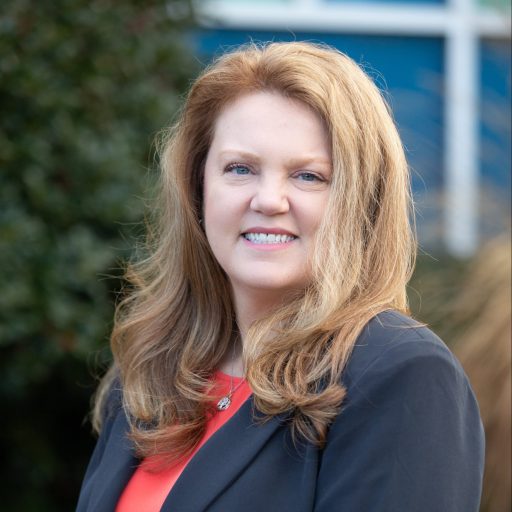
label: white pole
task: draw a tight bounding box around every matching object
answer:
[443,2,479,257]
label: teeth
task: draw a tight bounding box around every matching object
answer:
[243,233,296,244]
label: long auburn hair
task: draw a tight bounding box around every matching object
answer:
[93,41,415,463]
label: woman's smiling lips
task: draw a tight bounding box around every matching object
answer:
[241,227,297,250]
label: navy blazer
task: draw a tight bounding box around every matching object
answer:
[76,311,484,511]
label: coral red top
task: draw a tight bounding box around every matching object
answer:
[116,372,252,512]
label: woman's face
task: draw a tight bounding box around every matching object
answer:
[203,91,332,303]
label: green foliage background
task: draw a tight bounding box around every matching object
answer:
[0,1,197,509]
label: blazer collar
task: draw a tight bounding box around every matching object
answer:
[161,398,285,511]
[86,396,284,512]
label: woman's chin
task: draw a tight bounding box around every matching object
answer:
[232,276,308,301]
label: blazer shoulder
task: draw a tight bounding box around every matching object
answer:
[343,309,461,388]
[105,376,123,415]
[95,371,124,436]
[318,310,484,511]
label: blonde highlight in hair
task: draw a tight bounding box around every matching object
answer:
[93,41,415,462]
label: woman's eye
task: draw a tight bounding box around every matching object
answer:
[225,163,251,175]
[296,171,323,182]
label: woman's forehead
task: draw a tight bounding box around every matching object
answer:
[208,91,331,161]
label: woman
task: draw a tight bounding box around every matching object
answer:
[77,42,484,512]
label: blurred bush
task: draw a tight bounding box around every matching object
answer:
[0,1,196,510]
[452,238,511,512]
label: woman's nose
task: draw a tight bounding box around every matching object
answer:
[249,174,290,215]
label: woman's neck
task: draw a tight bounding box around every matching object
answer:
[233,287,286,339]
[217,345,245,377]
[218,286,288,378]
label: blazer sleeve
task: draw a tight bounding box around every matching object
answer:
[314,337,485,512]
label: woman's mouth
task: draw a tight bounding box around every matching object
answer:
[242,233,297,244]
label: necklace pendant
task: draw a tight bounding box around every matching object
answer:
[217,395,231,411]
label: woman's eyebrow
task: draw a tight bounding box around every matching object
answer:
[218,149,259,161]
[285,156,332,168]
[218,150,331,168]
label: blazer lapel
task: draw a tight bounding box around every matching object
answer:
[161,397,285,512]
[86,411,139,512]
